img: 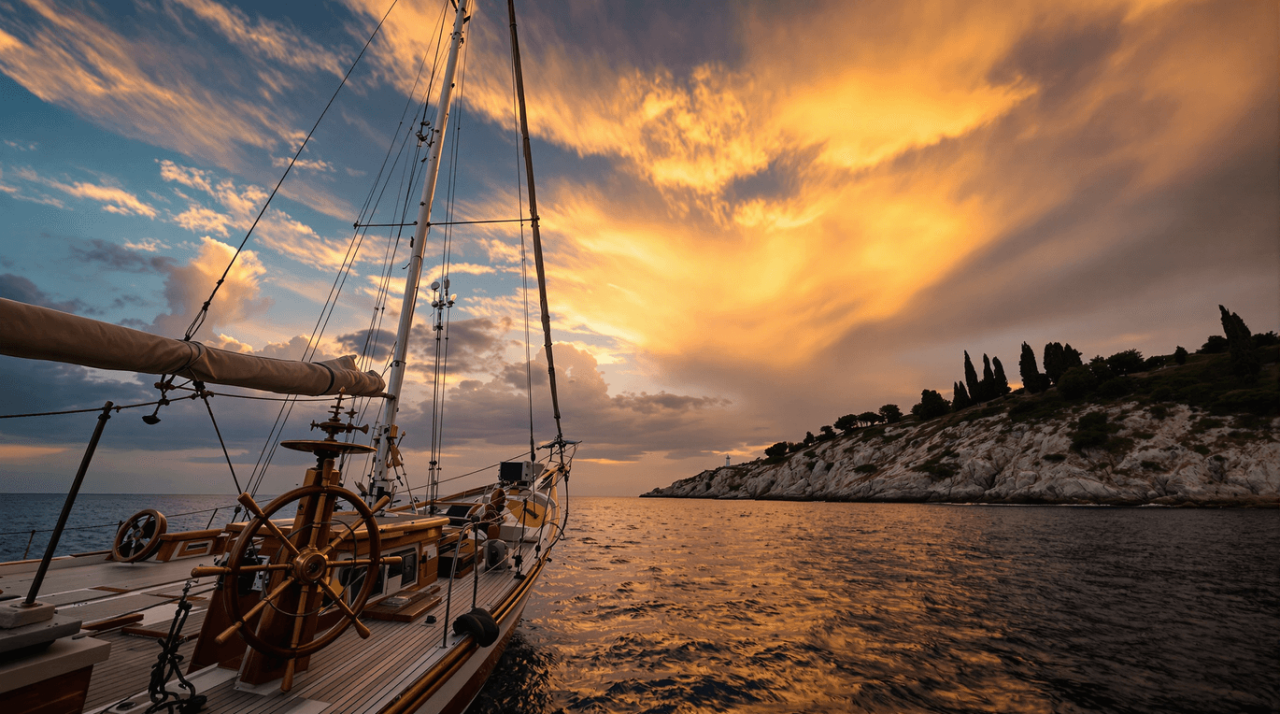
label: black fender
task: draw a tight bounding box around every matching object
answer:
[452,607,500,647]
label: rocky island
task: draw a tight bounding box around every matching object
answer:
[646,308,1279,506]
[644,402,1278,505]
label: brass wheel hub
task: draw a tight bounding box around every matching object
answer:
[293,549,329,583]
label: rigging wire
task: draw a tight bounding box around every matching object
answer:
[335,0,454,487]
[244,2,453,496]
[506,13,537,461]
[182,0,402,343]
[424,19,473,505]
[0,394,199,419]
[200,389,243,494]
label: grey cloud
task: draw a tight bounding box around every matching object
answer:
[0,273,90,314]
[70,239,175,273]
[335,328,396,363]
[407,317,513,377]
[397,335,742,463]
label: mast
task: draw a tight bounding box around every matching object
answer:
[508,0,564,443]
[369,0,470,507]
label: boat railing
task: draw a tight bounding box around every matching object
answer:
[440,519,480,648]
[1,504,234,562]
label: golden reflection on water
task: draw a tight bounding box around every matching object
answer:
[472,499,1279,714]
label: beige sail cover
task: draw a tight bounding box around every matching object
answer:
[0,299,385,397]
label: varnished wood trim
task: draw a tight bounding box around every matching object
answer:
[377,557,546,714]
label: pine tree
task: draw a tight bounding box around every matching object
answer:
[1019,342,1047,393]
[1174,346,1188,365]
[912,389,951,420]
[963,351,980,405]
[952,381,972,410]
[992,356,1011,396]
[879,404,903,424]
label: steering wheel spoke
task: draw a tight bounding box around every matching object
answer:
[317,578,371,639]
[219,483,383,662]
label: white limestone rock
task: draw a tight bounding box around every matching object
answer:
[642,404,1279,505]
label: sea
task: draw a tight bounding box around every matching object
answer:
[2,495,1277,713]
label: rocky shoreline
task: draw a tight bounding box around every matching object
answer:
[643,403,1280,506]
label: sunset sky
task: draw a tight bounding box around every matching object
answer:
[0,0,1276,497]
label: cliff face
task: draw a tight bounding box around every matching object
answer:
[644,403,1280,505]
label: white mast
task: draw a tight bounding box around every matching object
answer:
[368,0,469,508]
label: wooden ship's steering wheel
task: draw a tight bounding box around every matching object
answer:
[112,509,167,562]
[189,392,399,691]
[196,486,395,659]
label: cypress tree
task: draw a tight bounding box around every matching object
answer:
[1219,305,1260,381]
[1043,342,1064,384]
[979,354,995,402]
[963,351,980,404]
[1063,343,1083,370]
[952,381,972,410]
[992,356,1011,396]
[1019,342,1046,393]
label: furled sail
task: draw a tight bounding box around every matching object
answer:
[0,299,385,397]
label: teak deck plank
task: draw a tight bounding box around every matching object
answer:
[83,608,209,710]
[30,509,542,714]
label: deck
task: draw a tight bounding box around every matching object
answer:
[0,542,539,714]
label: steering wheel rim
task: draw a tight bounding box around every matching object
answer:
[112,509,167,563]
[218,484,383,659]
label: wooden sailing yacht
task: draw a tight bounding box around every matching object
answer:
[0,1,573,712]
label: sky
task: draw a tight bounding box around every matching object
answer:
[0,0,1276,498]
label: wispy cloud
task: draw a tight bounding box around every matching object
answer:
[10,166,157,217]
[0,0,297,171]
[158,159,355,270]
[167,0,349,79]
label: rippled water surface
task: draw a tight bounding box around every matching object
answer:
[3,495,1276,713]
[477,498,1279,714]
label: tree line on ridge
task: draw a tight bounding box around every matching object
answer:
[759,305,1276,461]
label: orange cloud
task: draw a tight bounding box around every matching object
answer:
[10,166,157,217]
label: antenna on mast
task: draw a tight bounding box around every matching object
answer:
[367,0,471,510]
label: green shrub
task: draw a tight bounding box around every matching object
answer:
[1149,405,1168,419]
[1150,386,1173,402]
[1193,444,1211,455]
[917,454,959,479]
[1042,453,1067,462]
[1210,388,1279,417]
[1097,377,1132,398]
[1070,411,1122,452]
[1140,460,1161,471]
[1058,366,1098,399]
[911,389,951,420]
[1107,349,1145,376]
[1192,417,1224,433]
[879,404,903,424]
[854,463,878,474]
[1200,335,1228,354]
[764,441,790,458]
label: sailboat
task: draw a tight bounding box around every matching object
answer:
[0,1,574,712]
